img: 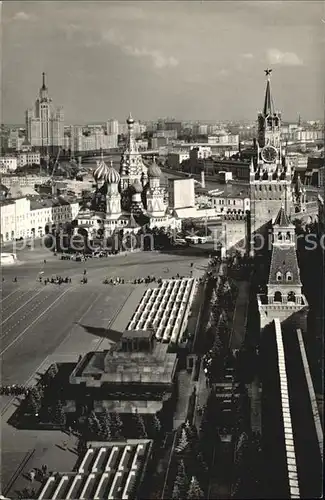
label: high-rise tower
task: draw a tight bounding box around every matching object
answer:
[250,70,293,246]
[25,73,64,154]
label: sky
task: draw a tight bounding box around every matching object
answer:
[2,1,325,124]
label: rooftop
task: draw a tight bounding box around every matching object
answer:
[268,245,301,286]
[30,196,77,210]
[122,329,154,340]
[274,206,292,227]
[72,343,177,385]
[209,184,250,198]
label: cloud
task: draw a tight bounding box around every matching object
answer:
[101,29,178,69]
[12,11,33,21]
[124,45,179,68]
[218,69,229,77]
[267,48,303,66]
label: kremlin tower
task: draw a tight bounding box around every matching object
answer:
[250,69,294,245]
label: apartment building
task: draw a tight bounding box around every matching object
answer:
[0,195,79,242]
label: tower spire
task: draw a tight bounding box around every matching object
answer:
[42,72,47,90]
[263,68,274,116]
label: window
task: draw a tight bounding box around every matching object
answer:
[276,271,282,281]
[286,272,292,281]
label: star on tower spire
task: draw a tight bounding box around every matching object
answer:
[263,68,274,116]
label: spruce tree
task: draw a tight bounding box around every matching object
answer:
[176,428,189,453]
[211,288,218,305]
[24,391,41,415]
[87,411,101,439]
[171,482,182,500]
[133,413,147,439]
[98,410,112,440]
[186,476,204,499]
[184,420,198,445]
[77,437,87,456]
[173,460,188,498]
[53,400,66,427]
[151,414,162,436]
[110,412,123,439]
[48,362,59,379]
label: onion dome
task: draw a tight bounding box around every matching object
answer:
[106,161,120,184]
[148,158,161,178]
[93,159,109,183]
[131,179,143,194]
[126,112,135,125]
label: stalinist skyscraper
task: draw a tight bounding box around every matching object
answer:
[25,72,64,154]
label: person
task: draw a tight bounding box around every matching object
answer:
[44,259,46,264]
[13,277,17,282]
[83,269,87,275]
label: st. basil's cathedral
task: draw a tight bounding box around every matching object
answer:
[77,114,175,239]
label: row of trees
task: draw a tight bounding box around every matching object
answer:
[203,275,237,382]
[77,411,162,448]
[231,430,263,499]
[171,421,208,500]
[20,363,60,419]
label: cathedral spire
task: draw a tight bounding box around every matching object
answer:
[263,68,274,116]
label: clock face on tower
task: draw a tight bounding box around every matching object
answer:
[261,145,277,163]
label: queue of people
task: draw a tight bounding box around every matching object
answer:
[59,250,120,262]
[0,384,29,396]
[40,276,72,285]
[103,273,189,286]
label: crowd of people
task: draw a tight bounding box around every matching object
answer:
[103,272,191,286]
[59,250,120,262]
[0,384,29,396]
[40,275,72,285]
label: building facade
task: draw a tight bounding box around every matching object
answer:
[17,152,41,167]
[0,175,50,189]
[65,126,118,153]
[0,195,79,242]
[106,119,119,135]
[211,193,250,215]
[0,157,18,173]
[167,151,190,170]
[168,178,195,209]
